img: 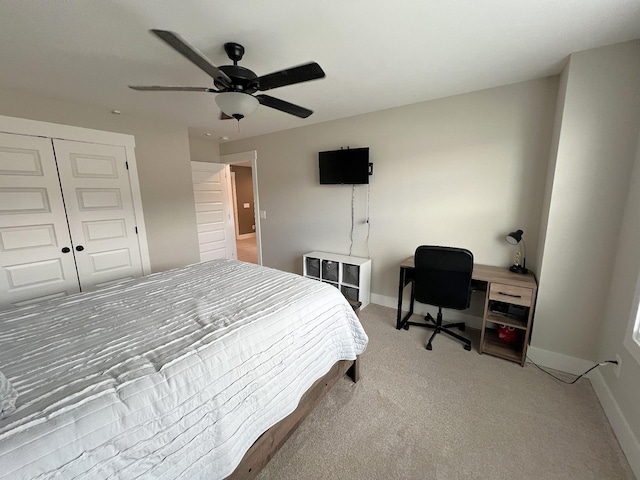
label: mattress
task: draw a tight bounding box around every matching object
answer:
[0,259,368,479]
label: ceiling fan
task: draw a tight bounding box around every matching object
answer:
[129,30,326,121]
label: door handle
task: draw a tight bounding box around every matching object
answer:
[498,291,521,298]
[75,245,85,252]
[61,247,71,253]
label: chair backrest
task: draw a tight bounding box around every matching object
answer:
[414,246,474,310]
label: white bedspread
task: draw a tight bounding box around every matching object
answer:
[0,259,368,479]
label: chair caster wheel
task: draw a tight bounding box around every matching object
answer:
[426,344,432,350]
[403,324,409,330]
[459,324,466,331]
[464,344,471,351]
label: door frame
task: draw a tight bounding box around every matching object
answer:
[220,151,262,265]
[230,171,240,240]
[0,114,151,275]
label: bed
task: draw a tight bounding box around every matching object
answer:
[0,259,368,479]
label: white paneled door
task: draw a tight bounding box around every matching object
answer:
[53,139,143,291]
[0,132,80,307]
[191,162,237,262]
[0,132,144,310]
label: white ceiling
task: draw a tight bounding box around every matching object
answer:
[1,1,639,143]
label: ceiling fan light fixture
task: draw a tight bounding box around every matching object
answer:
[215,92,259,120]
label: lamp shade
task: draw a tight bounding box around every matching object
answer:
[215,92,259,120]
[506,229,524,245]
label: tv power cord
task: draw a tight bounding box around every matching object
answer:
[526,356,619,384]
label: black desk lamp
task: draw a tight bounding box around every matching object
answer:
[506,229,528,274]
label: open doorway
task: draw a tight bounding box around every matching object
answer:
[220,151,262,265]
[230,165,258,264]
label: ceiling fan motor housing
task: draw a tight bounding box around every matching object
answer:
[215,65,259,93]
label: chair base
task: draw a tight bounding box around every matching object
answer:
[404,308,472,351]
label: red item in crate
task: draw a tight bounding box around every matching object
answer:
[498,324,517,343]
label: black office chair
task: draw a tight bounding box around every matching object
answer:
[404,246,473,351]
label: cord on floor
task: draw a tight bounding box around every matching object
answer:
[526,356,618,384]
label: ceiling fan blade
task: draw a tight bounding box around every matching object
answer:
[256,94,313,118]
[129,85,218,92]
[219,111,233,120]
[150,29,232,85]
[257,62,325,91]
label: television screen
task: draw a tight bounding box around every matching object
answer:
[319,147,370,184]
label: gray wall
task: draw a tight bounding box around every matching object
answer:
[0,88,200,272]
[220,77,558,306]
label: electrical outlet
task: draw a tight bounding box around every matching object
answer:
[614,354,622,377]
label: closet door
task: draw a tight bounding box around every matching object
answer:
[0,133,80,309]
[53,139,143,291]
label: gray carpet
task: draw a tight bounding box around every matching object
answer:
[258,304,635,480]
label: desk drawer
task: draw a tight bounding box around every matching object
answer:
[489,283,533,307]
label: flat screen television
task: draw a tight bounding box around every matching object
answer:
[318,147,370,184]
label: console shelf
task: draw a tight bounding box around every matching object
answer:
[481,329,523,364]
[485,312,527,330]
[303,251,371,308]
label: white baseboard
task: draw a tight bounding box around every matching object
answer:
[369,293,402,311]
[370,293,484,330]
[525,345,594,375]
[589,371,640,478]
[370,294,639,476]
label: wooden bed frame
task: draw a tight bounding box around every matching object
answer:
[227,356,360,479]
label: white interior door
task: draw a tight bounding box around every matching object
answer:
[0,132,80,309]
[191,161,237,262]
[53,139,143,291]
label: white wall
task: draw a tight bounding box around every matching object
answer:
[189,136,220,163]
[592,126,640,476]
[525,40,640,476]
[0,88,201,271]
[534,64,569,276]
[533,41,640,360]
[220,77,558,309]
